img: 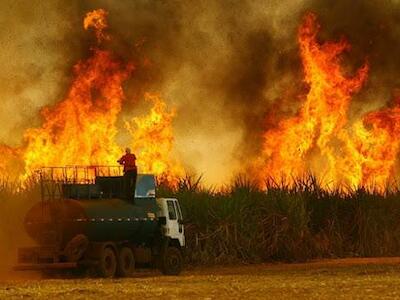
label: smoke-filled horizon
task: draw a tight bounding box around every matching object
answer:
[1,0,400,185]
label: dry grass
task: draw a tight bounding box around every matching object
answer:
[1,258,400,299]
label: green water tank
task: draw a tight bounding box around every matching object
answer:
[24,175,160,246]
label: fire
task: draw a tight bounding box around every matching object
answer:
[350,98,400,189]
[22,49,133,177]
[83,9,110,43]
[126,93,184,184]
[2,9,399,192]
[0,9,181,183]
[258,13,400,191]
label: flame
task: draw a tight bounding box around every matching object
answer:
[2,9,400,191]
[258,13,369,187]
[351,98,400,189]
[126,93,184,184]
[258,12,400,192]
[0,9,181,184]
[22,49,133,177]
[83,9,110,43]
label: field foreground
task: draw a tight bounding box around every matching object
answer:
[1,258,400,299]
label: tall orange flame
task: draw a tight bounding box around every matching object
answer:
[258,13,400,191]
[127,93,184,184]
[0,9,182,183]
[22,49,133,176]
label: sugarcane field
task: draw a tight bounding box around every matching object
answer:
[2,1,400,299]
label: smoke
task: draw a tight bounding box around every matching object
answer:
[0,187,39,278]
[0,1,84,145]
[1,0,400,184]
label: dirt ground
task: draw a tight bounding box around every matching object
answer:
[1,258,400,299]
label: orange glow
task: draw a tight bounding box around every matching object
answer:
[0,146,23,180]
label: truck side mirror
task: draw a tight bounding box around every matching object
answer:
[158,216,167,225]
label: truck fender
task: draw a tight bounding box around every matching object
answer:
[167,238,182,250]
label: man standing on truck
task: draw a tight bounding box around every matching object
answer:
[117,147,137,201]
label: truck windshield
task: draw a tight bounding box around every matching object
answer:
[167,200,177,220]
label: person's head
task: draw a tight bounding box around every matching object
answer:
[125,147,131,154]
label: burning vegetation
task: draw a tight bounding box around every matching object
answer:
[0,7,400,192]
[127,93,184,183]
[0,9,183,184]
[257,13,400,192]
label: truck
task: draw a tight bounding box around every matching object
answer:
[14,166,185,277]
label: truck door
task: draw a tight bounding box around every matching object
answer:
[174,201,183,233]
[166,199,185,246]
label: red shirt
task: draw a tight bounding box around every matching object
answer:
[118,153,137,172]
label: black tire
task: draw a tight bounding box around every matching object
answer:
[160,247,183,275]
[64,234,89,262]
[116,247,135,277]
[96,247,117,278]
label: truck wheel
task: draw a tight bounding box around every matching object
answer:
[161,247,182,276]
[64,234,89,262]
[96,247,117,278]
[117,247,135,277]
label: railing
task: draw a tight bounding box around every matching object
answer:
[37,166,123,184]
[36,166,123,202]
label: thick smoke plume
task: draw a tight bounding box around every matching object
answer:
[1,0,400,184]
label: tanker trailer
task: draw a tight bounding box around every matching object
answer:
[14,167,185,277]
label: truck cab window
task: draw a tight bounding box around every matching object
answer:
[174,201,182,221]
[167,200,177,220]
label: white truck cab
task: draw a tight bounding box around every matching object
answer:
[156,198,185,248]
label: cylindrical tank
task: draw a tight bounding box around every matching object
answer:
[24,197,160,247]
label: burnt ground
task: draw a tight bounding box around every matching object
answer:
[1,258,400,299]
